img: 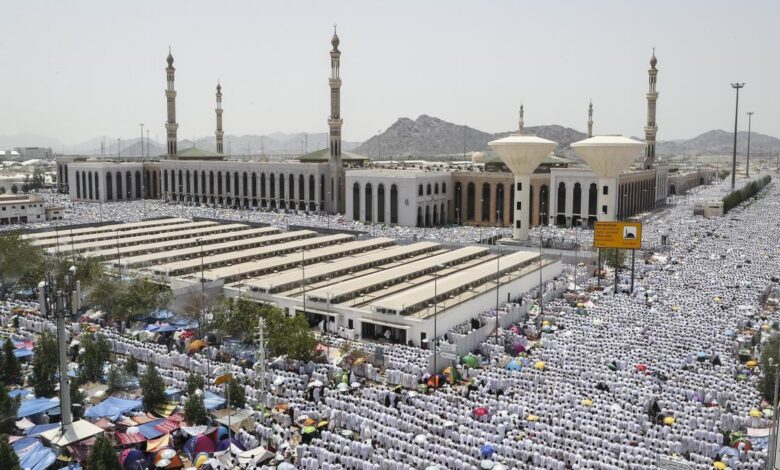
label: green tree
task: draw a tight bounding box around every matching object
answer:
[107,365,125,392]
[86,433,121,470]
[227,378,246,409]
[30,332,58,397]
[121,277,172,321]
[0,384,20,435]
[1,340,20,385]
[78,334,109,384]
[86,275,127,322]
[70,381,86,419]
[184,393,208,425]
[0,233,47,297]
[211,298,270,342]
[186,373,204,395]
[261,306,317,361]
[760,335,780,401]
[9,185,17,195]
[0,434,21,470]
[124,356,138,376]
[140,363,166,411]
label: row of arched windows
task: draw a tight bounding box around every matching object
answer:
[75,169,158,201]
[351,182,399,224]
[417,182,446,196]
[163,168,324,211]
[416,203,447,227]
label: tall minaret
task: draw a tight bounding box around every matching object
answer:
[327,26,345,214]
[587,100,594,137]
[215,82,224,154]
[518,102,524,134]
[165,48,178,157]
[644,48,659,169]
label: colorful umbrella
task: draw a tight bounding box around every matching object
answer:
[462,354,479,368]
[473,407,489,417]
[442,366,461,384]
[479,444,495,458]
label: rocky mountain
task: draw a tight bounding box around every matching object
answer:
[355,115,587,160]
[656,130,780,157]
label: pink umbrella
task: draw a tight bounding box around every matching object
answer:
[473,407,489,417]
[514,343,526,354]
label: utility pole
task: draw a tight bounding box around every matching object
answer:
[746,111,754,179]
[254,317,266,411]
[730,82,745,190]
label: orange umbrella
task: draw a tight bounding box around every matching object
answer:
[187,339,206,354]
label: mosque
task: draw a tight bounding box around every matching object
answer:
[56,32,715,231]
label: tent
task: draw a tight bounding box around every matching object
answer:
[203,391,226,410]
[25,423,59,437]
[12,437,57,470]
[120,448,146,470]
[443,366,461,384]
[187,340,207,354]
[237,446,274,467]
[17,397,59,418]
[184,434,216,458]
[8,388,32,399]
[40,419,104,447]
[462,354,479,368]
[84,396,142,421]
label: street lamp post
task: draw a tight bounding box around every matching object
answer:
[539,201,546,317]
[198,238,205,337]
[730,82,745,190]
[139,123,144,158]
[495,239,501,349]
[432,264,445,373]
[746,111,754,179]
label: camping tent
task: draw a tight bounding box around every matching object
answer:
[17,397,59,418]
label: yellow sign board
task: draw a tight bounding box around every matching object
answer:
[593,221,642,249]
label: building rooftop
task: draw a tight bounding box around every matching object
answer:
[297,148,369,163]
[174,147,225,160]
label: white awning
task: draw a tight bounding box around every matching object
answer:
[361,318,410,330]
[40,419,104,447]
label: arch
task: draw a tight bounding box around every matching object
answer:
[137,171,143,198]
[390,184,398,224]
[573,183,582,216]
[308,175,315,202]
[496,184,505,224]
[185,170,191,194]
[377,183,385,223]
[454,182,463,224]
[116,172,123,200]
[298,174,305,202]
[440,203,446,225]
[556,182,566,226]
[433,204,438,226]
[442,182,446,194]
[279,173,286,209]
[417,207,423,227]
[94,172,99,200]
[217,171,223,195]
[365,183,373,222]
[176,170,182,196]
[87,171,93,200]
[225,171,231,193]
[320,175,325,207]
[234,172,239,198]
[76,171,81,198]
[352,182,360,220]
[466,182,475,220]
[209,171,215,195]
[434,183,439,194]
[427,183,432,196]
[269,173,276,207]
[288,173,295,203]
[106,172,113,201]
[418,184,423,196]
[425,205,431,227]
[481,183,490,221]
[251,172,257,198]
[539,184,549,225]
[260,173,266,198]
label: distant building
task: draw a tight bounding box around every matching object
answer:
[14,147,53,160]
[0,194,48,225]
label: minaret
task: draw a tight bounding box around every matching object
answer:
[518,103,524,134]
[587,100,594,137]
[327,26,345,214]
[215,82,224,154]
[165,48,178,157]
[644,49,658,169]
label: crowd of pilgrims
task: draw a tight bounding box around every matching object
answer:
[0,178,778,469]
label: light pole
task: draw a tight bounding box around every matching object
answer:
[539,201,546,316]
[198,238,205,337]
[432,264,445,373]
[494,239,501,348]
[139,123,144,158]
[146,129,150,158]
[746,111,754,179]
[730,82,745,190]
[573,219,581,289]
[377,130,381,161]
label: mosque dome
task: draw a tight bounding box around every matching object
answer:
[331,32,340,51]
[167,49,174,66]
[650,51,657,69]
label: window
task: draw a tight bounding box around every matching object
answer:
[442,183,446,194]
[602,205,608,214]
[418,185,423,196]
[516,182,522,191]
[515,220,521,228]
[602,185,609,195]
[516,202,521,210]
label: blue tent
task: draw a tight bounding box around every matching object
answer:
[25,423,59,437]
[17,397,59,418]
[165,387,182,402]
[203,390,226,410]
[13,437,56,470]
[137,418,166,439]
[14,349,33,358]
[8,388,32,399]
[84,396,142,421]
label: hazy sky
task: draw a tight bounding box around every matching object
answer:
[2,0,778,146]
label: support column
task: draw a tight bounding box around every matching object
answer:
[489,184,497,224]
[513,175,531,240]
[598,177,618,222]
